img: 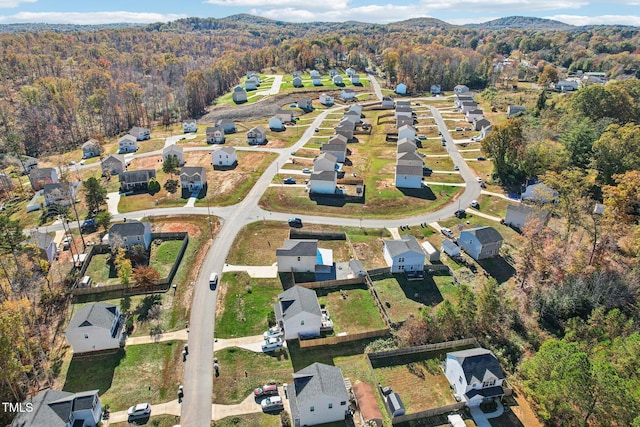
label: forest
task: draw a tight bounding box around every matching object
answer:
[0,14,639,427]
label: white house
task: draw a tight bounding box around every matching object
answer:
[334,123,354,143]
[395,83,407,94]
[180,166,207,192]
[26,231,58,263]
[312,75,322,86]
[10,388,102,427]
[163,144,184,165]
[341,88,355,100]
[82,139,100,159]
[232,86,247,103]
[345,67,356,77]
[108,220,152,250]
[182,119,197,133]
[309,170,337,194]
[289,363,350,427]
[65,302,125,354]
[350,74,360,84]
[381,96,395,108]
[206,125,225,144]
[245,76,259,90]
[454,84,470,94]
[460,101,479,114]
[556,79,579,91]
[383,235,426,273]
[212,146,237,167]
[332,75,343,85]
[310,69,320,78]
[430,84,441,94]
[268,116,286,131]
[397,124,416,141]
[458,226,503,260]
[466,109,484,123]
[454,94,475,108]
[395,104,413,121]
[319,93,334,106]
[43,182,75,207]
[277,240,323,274]
[480,124,492,139]
[395,164,423,189]
[274,285,322,340]
[313,152,338,173]
[507,105,526,117]
[504,204,548,229]
[445,348,506,406]
[129,126,150,141]
[118,134,138,153]
[321,136,347,162]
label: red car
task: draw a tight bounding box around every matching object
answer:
[254,384,278,398]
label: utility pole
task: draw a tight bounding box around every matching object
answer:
[206,199,213,240]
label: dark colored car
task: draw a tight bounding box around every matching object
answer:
[423,167,433,176]
[288,217,303,228]
[283,177,296,184]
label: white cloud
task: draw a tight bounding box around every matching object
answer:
[419,0,588,12]
[0,0,36,9]
[545,14,640,26]
[206,0,347,8]
[0,11,186,24]
[252,5,428,24]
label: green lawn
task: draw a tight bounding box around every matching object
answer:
[83,253,118,285]
[317,286,387,334]
[149,239,183,277]
[110,415,181,427]
[215,272,283,338]
[62,341,183,411]
[372,274,447,323]
[213,413,282,427]
[212,347,293,404]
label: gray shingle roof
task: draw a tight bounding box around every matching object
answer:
[67,302,118,331]
[292,363,348,413]
[276,285,321,320]
[30,167,56,180]
[395,164,423,176]
[310,170,336,182]
[102,154,125,165]
[328,134,348,145]
[218,146,236,155]
[448,348,505,384]
[506,203,536,215]
[384,234,424,258]
[397,141,417,154]
[276,239,318,257]
[180,166,206,180]
[206,125,224,135]
[315,152,337,164]
[397,151,422,163]
[10,389,72,427]
[26,231,54,251]
[163,144,183,155]
[109,220,147,238]
[119,169,156,183]
[118,134,137,144]
[464,226,503,245]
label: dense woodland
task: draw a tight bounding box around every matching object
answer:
[0,15,640,427]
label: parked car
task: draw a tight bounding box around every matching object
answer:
[441,227,454,238]
[209,272,218,290]
[455,127,463,131]
[314,128,319,132]
[302,168,311,174]
[417,134,426,140]
[128,403,151,419]
[477,156,486,161]
[61,237,72,250]
[470,200,480,209]
[262,337,284,352]
[288,217,302,228]
[254,384,279,398]
[454,165,459,171]
[283,177,296,184]
[81,218,97,232]
[263,326,283,339]
[454,210,466,219]
[471,136,480,142]
[476,177,483,184]
[464,126,472,131]
[261,396,284,412]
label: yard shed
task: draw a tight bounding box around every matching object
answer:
[421,241,440,262]
[353,382,383,427]
[385,391,405,417]
[441,239,460,257]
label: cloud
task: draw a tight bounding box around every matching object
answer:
[0,11,186,24]
[206,0,346,8]
[545,14,640,26]
[252,5,429,23]
[0,0,36,9]
[418,0,588,12]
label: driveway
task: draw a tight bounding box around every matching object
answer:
[222,263,278,278]
[106,191,120,215]
[469,400,505,427]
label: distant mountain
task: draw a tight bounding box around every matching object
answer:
[388,17,454,30]
[0,22,143,33]
[466,16,575,31]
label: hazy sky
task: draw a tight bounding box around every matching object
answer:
[0,0,638,26]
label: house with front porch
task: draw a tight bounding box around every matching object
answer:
[180,166,207,192]
[117,135,138,153]
[119,169,156,192]
[206,125,226,144]
[182,119,197,133]
[247,126,267,145]
[445,348,506,407]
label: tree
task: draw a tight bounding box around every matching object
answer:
[132,265,160,288]
[148,178,161,195]
[82,176,107,214]
[0,214,24,266]
[560,117,597,168]
[481,119,526,184]
[537,65,558,87]
[114,247,132,286]
[542,168,595,238]
[95,210,112,232]
[592,123,640,185]
[535,89,548,113]
[456,284,477,332]
[477,279,501,330]
[162,154,180,178]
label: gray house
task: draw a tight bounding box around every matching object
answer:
[10,388,102,427]
[274,285,322,341]
[82,139,101,158]
[458,226,503,260]
[101,154,126,176]
[108,220,152,250]
[43,182,75,207]
[129,126,150,141]
[26,231,58,263]
[507,105,526,117]
[232,86,248,103]
[504,204,548,229]
[119,169,156,192]
[206,125,226,144]
[180,166,207,192]
[289,363,350,427]
[65,302,125,354]
[247,126,267,145]
[216,119,236,134]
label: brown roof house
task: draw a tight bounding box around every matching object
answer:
[29,167,58,190]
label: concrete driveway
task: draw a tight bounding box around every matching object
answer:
[222,263,278,278]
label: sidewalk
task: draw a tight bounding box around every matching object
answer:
[125,329,189,346]
[222,263,278,278]
[387,227,400,240]
[469,400,504,427]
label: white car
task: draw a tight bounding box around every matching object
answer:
[470,200,480,209]
[441,227,454,238]
[263,327,283,340]
[261,395,284,411]
[476,177,483,183]
[128,403,151,418]
[262,337,284,352]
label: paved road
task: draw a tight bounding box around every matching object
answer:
[367,73,383,100]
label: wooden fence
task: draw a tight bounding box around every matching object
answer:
[367,267,391,277]
[298,328,389,348]
[289,230,346,240]
[295,277,365,289]
[391,402,467,424]
[367,338,480,362]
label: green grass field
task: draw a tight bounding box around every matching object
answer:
[149,240,183,277]
[317,285,387,334]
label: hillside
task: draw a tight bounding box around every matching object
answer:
[466,16,575,30]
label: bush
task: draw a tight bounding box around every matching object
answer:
[125,316,134,334]
[280,411,292,427]
[267,310,276,327]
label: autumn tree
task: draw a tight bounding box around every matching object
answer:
[132,265,160,288]
[542,168,595,238]
[537,64,558,86]
[480,118,526,184]
[114,248,132,286]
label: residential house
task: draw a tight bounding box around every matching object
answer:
[274,285,322,340]
[383,235,426,273]
[348,104,363,115]
[504,204,548,229]
[289,363,350,427]
[473,118,491,132]
[556,79,579,91]
[381,96,395,108]
[332,75,343,85]
[26,230,58,263]
[298,98,313,112]
[269,116,286,131]
[277,241,319,273]
[232,86,248,103]
[10,388,102,427]
[396,151,423,166]
[246,71,259,79]
[396,116,414,128]
[507,105,526,117]
[206,125,225,144]
[344,110,362,124]
[480,124,492,139]
[445,348,506,406]
[460,101,479,114]
[65,302,125,354]
[312,75,323,86]
[292,71,301,78]
[454,84,470,94]
[341,88,355,100]
[395,164,423,189]
[395,100,411,109]
[163,144,184,165]
[247,126,267,145]
[275,109,294,123]
[334,122,354,142]
[108,220,152,250]
[216,119,236,134]
[313,152,338,173]
[117,134,138,153]
[329,69,338,77]
[397,124,416,141]
[309,170,337,194]
[395,83,407,94]
[454,94,475,108]
[458,226,503,260]
[182,119,197,133]
[352,382,383,427]
[293,76,304,87]
[350,74,360,84]
[396,139,418,154]
[29,167,58,190]
[119,169,156,192]
[319,93,334,106]
[321,136,347,162]
[129,126,150,141]
[101,154,126,176]
[245,76,259,90]
[394,104,413,121]
[180,166,207,192]
[212,146,237,167]
[345,67,356,76]
[43,182,74,207]
[465,109,484,123]
[430,84,441,94]
[521,183,558,204]
[81,139,100,159]
[310,69,320,78]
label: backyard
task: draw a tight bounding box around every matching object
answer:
[316,285,387,334]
